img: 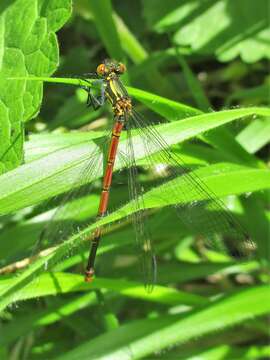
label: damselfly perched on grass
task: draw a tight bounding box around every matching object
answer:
[3,60,256,289]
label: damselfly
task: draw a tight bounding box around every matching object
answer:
[18,60,256,287]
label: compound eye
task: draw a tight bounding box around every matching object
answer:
[96,63,106,76]
[118,63,126,74]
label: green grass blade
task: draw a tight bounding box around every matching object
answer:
[8,76,95,87]
[114,163,270,220]
[88,0,123,60]
[1,272,207,307]
[53,285,270,360]
[113,13,148,62]
[236,117,270,154]
[175,52,211,112]
[25,132,104,163]
[127,86,200,119]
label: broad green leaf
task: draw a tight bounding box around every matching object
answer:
[0,107,269,215]
[53,285,270,360]
[143,0,270,63]
[0,0,71,173]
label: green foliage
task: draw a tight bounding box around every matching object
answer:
[53,285,270,360]
[0,0,71,173]
[0,0,269,359]
[0,104,268,215]
[143,0,270,63]
[88,0,123,60]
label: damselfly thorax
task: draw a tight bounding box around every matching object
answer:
[103,70,132,118]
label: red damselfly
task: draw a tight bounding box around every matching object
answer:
[74,59,254,286]
[1,60,255,288]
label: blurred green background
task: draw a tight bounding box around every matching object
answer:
[0,0,269,359]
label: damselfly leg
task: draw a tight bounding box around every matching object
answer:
[79,78,106,110]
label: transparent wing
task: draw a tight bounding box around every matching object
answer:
[124,119,157,291]
[129,109,256,259]
[116,79,129,98]
[32,131,111,257]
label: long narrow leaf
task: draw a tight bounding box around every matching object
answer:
[0,162,268,311]
[53,285,270,360]
[0,107,269,215]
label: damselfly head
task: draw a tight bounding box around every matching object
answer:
[96,60,126,77]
